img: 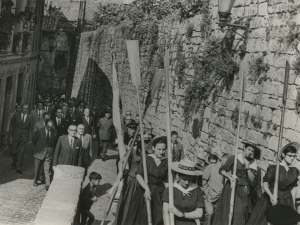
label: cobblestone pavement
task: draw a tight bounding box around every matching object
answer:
[0,145,47,225]
[82,143,118,225]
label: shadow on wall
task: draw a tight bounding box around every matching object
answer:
[77,57,113,115]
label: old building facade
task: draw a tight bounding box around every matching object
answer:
[0,0,44,144]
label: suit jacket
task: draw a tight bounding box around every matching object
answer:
[44,106,53,114]
[33,120,57,133]
[53,135,81,166]
[53,117,67,137]
[74,107,85,116]
[165,142,184,162]
[9,112,33,143]
[97,117,114,140]
[32,128,57,160]
[81,116,95,135]
[80,183,95,210]
[31,109,45,126]
[76,133,93,167]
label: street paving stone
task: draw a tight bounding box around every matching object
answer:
[0,145,47,225]
[0,141,118,225]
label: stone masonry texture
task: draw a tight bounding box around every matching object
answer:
[71,0,300,168]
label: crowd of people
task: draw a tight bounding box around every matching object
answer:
[6,92,300,225]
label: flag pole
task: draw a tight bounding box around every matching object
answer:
[273,60,290,204]
[126,40,152,225]
[164,48,175,224]
[228,59,246,225]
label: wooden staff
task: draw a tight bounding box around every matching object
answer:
[273,60,290,203]
[228,59,246,225]
[100,126,140,225]
[164,48,175,224]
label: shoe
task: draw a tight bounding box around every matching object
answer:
[16,169,23,175]
[33,183,38,187]
[12,163,16,169]
[45,186,49,191]
[97,155,102,159]
[102,156,107,161]
[39,179,45,184]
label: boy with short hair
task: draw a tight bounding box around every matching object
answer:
[80,172,102,225]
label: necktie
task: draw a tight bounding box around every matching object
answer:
[46,130,50,144]
[22,114,25,124]
[81,136,83,147]
[38,110,41,116]
[70,138,73,148]
[62,114,65,119]
[86,117,89,123]
[58,119,60,126]
[46,107,48,111]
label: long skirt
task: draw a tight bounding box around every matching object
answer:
[246,191,294,225]
[123,184,164,225]
[212,182,251,225]
[113,176,139,225]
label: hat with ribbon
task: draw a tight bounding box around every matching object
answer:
[278,142,300,161]
[171,159,203,176]
[146,136,167,154]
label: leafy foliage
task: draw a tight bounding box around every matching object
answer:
[251,115,262,130]
[22,31,31,52]
[175,43,187,86]
[249,56,270,83]
[186,23,194,38]
[183,38,239,123]
[293,55,300,76]
[0,8,27,51]
[280,21,300,49]
[231,106,239,129]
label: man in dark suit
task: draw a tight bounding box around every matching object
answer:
[31,101,45,129]
[43,98,53,114]
[32,119,56,190]
[166,130,184,162]
[97,109,114,161]
[61,105,71,134]
[68,107,79,126]
[33,112,52,133]
[81,108,96,138]
[53,107,67,138]
[52,124,81,168]
[76,124,93,172]
[75,100,85,116]
[9,104,34,174]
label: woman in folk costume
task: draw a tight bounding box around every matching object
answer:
[212,140,262,225]
[246,142,300,225]
[113,134,152,225]
[162,159,204,225]
[123,136,168,225]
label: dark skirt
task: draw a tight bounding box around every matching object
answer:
[113,176,139,225]
[123,184,164,225]
[246,191,294,225]
[212,182,251,225]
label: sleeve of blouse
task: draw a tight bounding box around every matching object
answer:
[294,168,299,187]
[219,155,234,173]
[162,188,170,203]
[136,156,145,176]
[196,188,205,208]
[263,165,276,184]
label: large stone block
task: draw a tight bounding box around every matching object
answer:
[34,208,75,225]
[41,194,79,212]
[54,165,85,180]
[47,178,82,197]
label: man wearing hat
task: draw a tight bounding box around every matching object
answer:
[97,109,114,161]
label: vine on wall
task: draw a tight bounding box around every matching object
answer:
[248,56,270,83]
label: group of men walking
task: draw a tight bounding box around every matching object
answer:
[7,96,115,191]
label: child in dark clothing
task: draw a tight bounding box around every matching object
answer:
[80,172,102,225]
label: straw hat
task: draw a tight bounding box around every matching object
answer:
[278,142,300,161]
[146,136,167,154]
[171,159,203,176]
[241,140,261,159]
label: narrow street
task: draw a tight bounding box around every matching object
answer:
[0,141,118,225]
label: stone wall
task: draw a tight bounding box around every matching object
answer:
[71,0,300,165]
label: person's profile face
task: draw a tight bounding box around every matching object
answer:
[44,101,49,106]
[128,127,135,136]
[105,113,111,118]
[16,106,21,112]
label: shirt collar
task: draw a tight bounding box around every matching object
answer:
[237,154,257,171]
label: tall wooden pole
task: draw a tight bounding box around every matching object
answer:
[164,49,175,224]
[228,59,246,225]
[273,60,290,202]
